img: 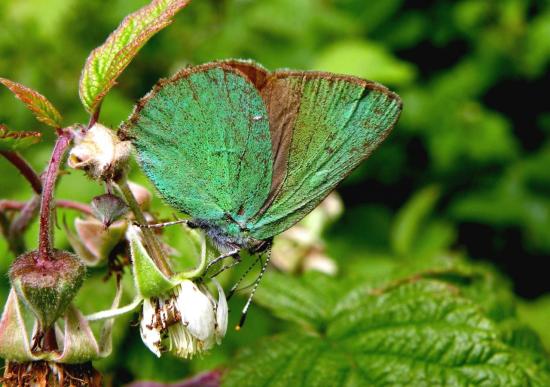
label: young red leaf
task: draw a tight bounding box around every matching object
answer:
[0,124,41,151]
[0,78,63,129]
[79,0,191,114]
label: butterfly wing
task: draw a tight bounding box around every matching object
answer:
[249,71,402,239]
[123,63,272,225]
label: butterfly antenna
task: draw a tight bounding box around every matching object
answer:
[236,248,271,331]
[226,254,263,300]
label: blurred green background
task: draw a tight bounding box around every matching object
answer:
[1,0,550,384]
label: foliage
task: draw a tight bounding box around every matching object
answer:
[79,0,190,114]
[0,0,549,385]
[227,274,549,386]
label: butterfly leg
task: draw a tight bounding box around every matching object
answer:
[205,248,241,273]
[208,256,243,278]
[135,219,195,229]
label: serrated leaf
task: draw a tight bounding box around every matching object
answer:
[254,272,343,330]
[0,78,62,128]
[225,279,550,387]
[0,124,41,151]
[79,0,190,114]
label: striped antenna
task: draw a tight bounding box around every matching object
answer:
[226,255,263,300]
[235,248,271,331]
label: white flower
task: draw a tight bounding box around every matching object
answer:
[139,279,228,358]
[68,123,131,180]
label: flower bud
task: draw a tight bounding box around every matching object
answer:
[272,193,341,275]
[91,193,129,227]
[302,251,338,275]
[9,250,86,329]
[68,123,131,181]
[128,181,152,211]
[301,192,343,237]
[67,217,127,266]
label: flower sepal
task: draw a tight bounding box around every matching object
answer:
[0,288,118,363]
[127,225,176,298]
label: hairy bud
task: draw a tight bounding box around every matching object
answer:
[68,123,131,181]
[9,250,86,329]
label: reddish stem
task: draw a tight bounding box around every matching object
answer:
[37,131,73,264]
[42,327,59,352]
[8,196,40,254]
[0,199,93,215]
[57,200,94,215]
[87,103,101,129]
[0,200,25,212]
[0,150,43,194]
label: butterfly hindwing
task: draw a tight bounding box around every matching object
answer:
[124,64,273,225]
[249,72,402,239]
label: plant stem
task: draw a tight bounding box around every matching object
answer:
[87,103,101,129]
[37,131,72,264]
[57,200,94,215]
[117,180,173,277]
[8,195,40,255]
[85,296,142,321]
[0,150,42,194]
[0,199,93,215]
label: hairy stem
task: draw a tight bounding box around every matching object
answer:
[37,131,72,264]
[0,150,43,194]
[117,180,173,277]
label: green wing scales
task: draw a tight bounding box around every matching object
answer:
[123,63,273,227]
[248,71,402,240]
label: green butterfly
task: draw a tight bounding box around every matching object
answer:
[122,59,402,261]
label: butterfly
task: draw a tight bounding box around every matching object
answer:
[121,59,402,266]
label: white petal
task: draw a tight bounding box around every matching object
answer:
[212,279,228,340]
[176,280,216,341]
[88,123,117,170]
[139,299,162,357]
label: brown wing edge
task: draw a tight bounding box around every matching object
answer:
[218,59,271,91]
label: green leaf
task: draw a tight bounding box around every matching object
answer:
[254,272,343,331]
[390,185,440,256]
[0,78,63,128]
[313,40,417,86]
[518,295,550,352]
[79,0,190,114]
[0,124,41,151]
[225,278,550,386]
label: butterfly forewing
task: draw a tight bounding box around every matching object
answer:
[249,72,402,239]
[125,64,273,226]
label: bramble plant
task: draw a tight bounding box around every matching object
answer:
[1,1,550,386]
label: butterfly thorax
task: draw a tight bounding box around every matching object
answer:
[189,219,264,254]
